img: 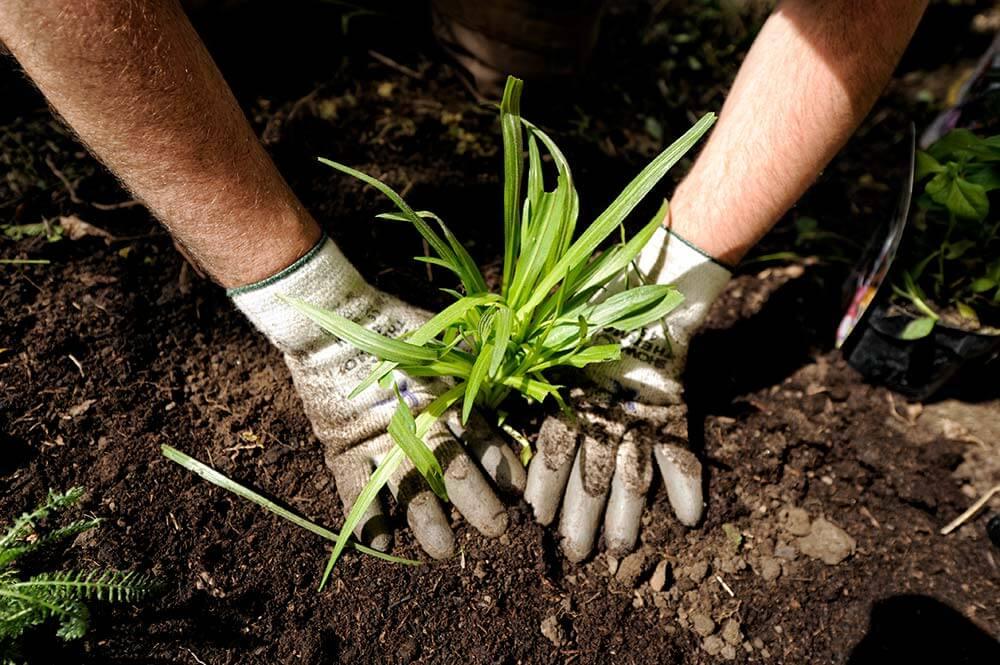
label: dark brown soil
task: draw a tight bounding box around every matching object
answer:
[2,2,998,664]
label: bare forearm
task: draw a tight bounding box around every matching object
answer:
[669,0,927,265]
[0,0,320,286]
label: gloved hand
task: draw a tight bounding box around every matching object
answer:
[231,235,525,559]
[525,225,731,561]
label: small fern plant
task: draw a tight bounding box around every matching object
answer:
[0,487,157,659]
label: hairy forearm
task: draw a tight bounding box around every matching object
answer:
[669,0,928,265]
[0,0,320,286]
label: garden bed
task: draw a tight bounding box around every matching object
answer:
[2,2,998,662]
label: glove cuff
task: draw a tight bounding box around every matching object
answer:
[636,225,731,343]
[229,234,368,353]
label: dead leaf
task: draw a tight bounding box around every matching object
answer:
[59,215,113,241]
[77,273,119,287]
[67,399,96,417]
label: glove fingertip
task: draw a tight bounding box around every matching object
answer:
[654,444,704,527]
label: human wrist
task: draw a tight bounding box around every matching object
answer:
[229,234,370,353]
[216,212,323,289]
[661,186,748,268]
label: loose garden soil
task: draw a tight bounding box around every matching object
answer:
[2,2,998,663]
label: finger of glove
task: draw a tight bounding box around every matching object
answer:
[445,410,526,495]
[604,431,653,556]
[654,443,703,526]
[525,414,579,525]
[390,422,508,542]
[328,444,392,552]
[430,423,509,538]
[385,450,456,560]
[559,434,615,563]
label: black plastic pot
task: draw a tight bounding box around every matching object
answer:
[842,297,1000,401]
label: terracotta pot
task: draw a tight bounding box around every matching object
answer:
[431,0,606,95]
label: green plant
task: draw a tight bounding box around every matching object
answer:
[283,76,715,585]
[0,488,156,660]
[893,129,1000,338]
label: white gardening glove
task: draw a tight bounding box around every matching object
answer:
[525,226,731,561]
[231,235,525,559]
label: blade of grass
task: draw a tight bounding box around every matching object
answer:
[574,202,669,295]
[508,174,571,307]
[526,134,544,220]
[160,445,416,565]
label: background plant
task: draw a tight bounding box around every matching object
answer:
[894,128,1000,339]
[0,488,157,661]
[283,76,715,584]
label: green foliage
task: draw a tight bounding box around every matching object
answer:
[894,129,1000,335]
[1,222,63,243]
[285,76,715,584]
[0,488,157,659]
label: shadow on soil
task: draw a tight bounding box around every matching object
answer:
[848,594,1000,664]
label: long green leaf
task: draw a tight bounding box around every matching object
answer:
[500,76,525,297]
[563,343,622,368]
[387,387,447,500]
[523,120,578,270]
[608,289,684,331]
[588,284,678,328]
[533,208,666,332]
[526,134,544,224]
[508,174,571,307]
[517,113,716,317]
[574,202,669,295]
[318,158,460,272]
[530,343,621,372]
[279,296,438,365]
[319,447,405,589]
[349,294,499,398]
[379,211,488,294]
[500,374,562,403]
[489,306,514,377]
[159,445,417,566]
[463,341,493,423]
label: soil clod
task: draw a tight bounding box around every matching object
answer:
[797,517,856,565]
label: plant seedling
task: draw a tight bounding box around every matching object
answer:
[0,488,157,658]
[282,76,715,586]
[894,129,1000,337]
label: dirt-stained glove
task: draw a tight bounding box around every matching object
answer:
[231,235,525,559]
[525,226,731,561]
